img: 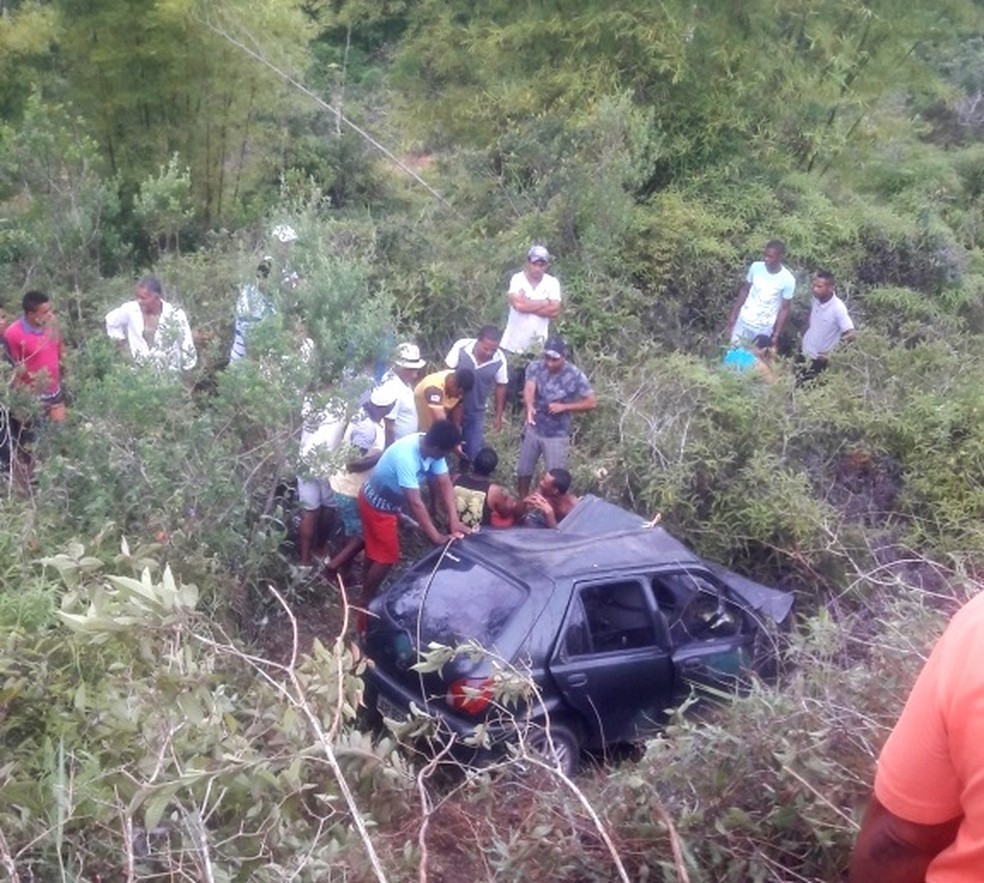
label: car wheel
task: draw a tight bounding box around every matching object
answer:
[527,720,581,777]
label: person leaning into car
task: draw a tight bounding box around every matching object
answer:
[358,421,472,601]
[849,591,984,882]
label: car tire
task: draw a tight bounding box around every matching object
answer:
[527,720,581,777]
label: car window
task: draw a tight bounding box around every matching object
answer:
[569,581,663,655]
[652,571,744,643]
[386,554,526,646]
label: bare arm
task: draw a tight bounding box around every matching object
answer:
[508,292,562,318]
[525,492,558,527]
[726,282,751,335]
[384,418,396,449]
[432,472,470,536]
[402,487,449,544]
[523,377,537,425]
[849,795,960,883]
[492,382,507,430]
[772,298,791,345]
[546,391,597,416]
[347,450,382,473]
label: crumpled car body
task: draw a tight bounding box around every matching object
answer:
[363,496,795,773]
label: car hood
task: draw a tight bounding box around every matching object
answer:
[706,562,794,625]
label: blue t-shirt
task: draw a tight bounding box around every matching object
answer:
[362,433,449,513]
[723,347,759,373]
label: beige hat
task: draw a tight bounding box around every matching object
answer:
[394,342,426,369]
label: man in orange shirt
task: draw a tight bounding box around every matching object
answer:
[850,591,984,882]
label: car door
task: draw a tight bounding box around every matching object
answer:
[651,568,754,694]
[548,578,674,747]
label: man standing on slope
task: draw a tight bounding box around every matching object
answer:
[445,325,508,469]
[501,245,562,410]
[726,240,796,351]
[105,276,197,371]
[376,342,426,447]
[518,336,596,499]
[797,270,855,385]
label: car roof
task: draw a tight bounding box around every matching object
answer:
[458,495,704,582]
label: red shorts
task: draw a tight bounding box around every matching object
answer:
[358,489,401,565]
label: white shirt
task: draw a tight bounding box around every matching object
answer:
[377,370,418,440]
[802,294,854,359]
[105,299,197,371]
[737,261,796,333]
[501,270,562,353]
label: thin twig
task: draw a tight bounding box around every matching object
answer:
[199,15,457,214]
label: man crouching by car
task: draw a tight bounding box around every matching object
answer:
[358,420,473,603]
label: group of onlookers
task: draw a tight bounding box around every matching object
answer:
[724,239,856,384]
[1,237,852,576]
[12,233,984,879]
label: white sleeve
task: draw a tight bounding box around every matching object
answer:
[104,303,130,340]
[445,340,467,369]
[175,308,198,370]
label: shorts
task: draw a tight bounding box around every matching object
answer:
[40,387,65,406]
[358,488,400,565]
[730,318,772,346]
[297,477,336,510]
[517,425,570,477]
[337,493,363,538]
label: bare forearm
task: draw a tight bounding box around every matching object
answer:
[849,797,959,883]
[406,495,444,543]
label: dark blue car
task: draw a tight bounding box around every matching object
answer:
[363,496,794,774]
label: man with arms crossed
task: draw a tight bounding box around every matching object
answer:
[501,245,562,409]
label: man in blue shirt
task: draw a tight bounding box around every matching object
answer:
[359,421,471,599]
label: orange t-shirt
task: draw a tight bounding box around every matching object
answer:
[875,591,984,881]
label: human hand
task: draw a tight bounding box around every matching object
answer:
[525,407,536,425]
[546,402,566,415]
[525,493,551,513]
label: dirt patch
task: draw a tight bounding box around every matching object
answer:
[250,579,353,666]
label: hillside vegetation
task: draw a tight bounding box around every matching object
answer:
[3,1,984,879]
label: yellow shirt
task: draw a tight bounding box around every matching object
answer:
[414,370,461,430]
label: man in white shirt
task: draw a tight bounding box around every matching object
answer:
[444,325,508,467]
[726,240,796,350]
[105,276,197,371]
[797,270,855,384]
[376,342,426,447]
[501,245,562,410]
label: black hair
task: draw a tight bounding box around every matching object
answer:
[752,334,773,350]
[423,419,461,453]
[22,290,50,314]
[548,468,572,494]
[814,269,835,285]
[137,275,163,297]
[476,325,501,343]
[764,240,786,255]
[452,366,475,394]
[473,447,499,476]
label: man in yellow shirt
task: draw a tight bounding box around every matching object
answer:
[414,367,475,431]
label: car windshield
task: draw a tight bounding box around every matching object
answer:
[386,552,527,646]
